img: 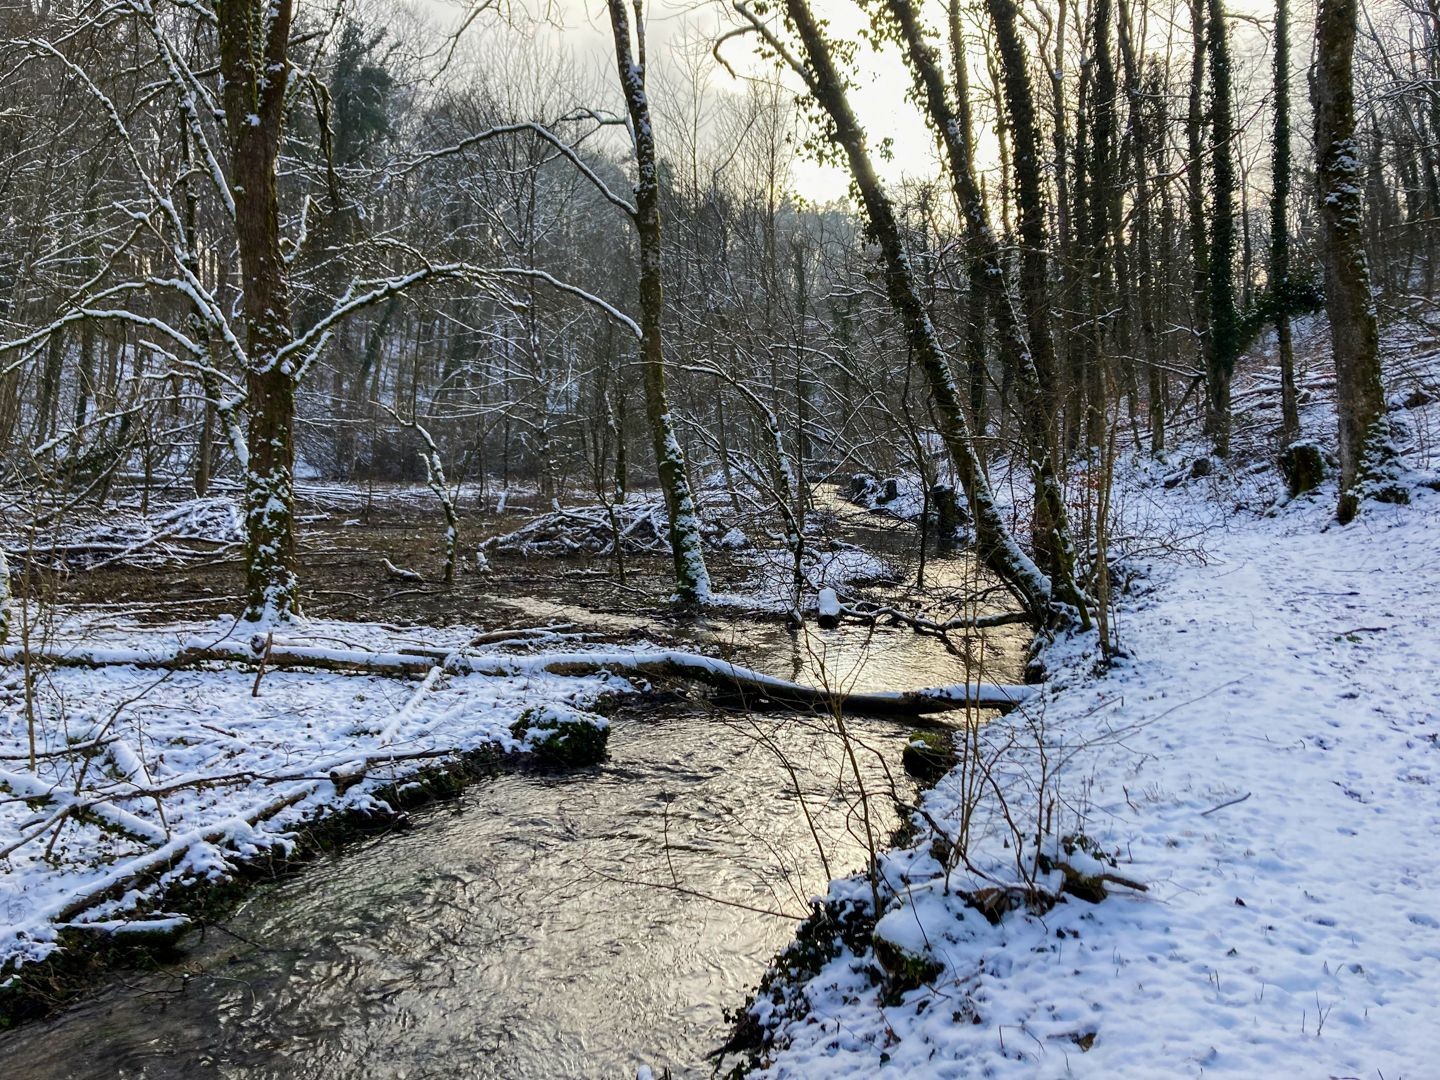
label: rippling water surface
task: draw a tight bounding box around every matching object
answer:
[2,702,933,1079]
[3,494,1026,1079]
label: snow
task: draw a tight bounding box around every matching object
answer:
[747,333,1440,1077]
[1,497,245,569]
[0,617,628,978]
[816,587,841,620]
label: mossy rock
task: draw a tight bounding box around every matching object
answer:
[888,804,922,849]
[901,729,953,785]
[1279,441,1326,498]
[872,934,944,1005]
[510,705,609,767]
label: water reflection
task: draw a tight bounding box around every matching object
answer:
[0,706,920,1079]
[3,489,1028,1079]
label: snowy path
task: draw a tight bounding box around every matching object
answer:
[1047,486,1440,1076]
[754,477,1440,1079]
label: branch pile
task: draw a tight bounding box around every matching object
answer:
[4,497,244,569]
[481,498,747,558]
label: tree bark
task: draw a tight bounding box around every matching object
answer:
[1312,0,1407,521]
[1205,0,1239,456]
[1274,0,1300,448]
[1117,2,1164,455]
[1187,0,1210,423]
[217,0,302,622]
[606,0,712,604]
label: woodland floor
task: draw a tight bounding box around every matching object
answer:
[1,317,1437,1079]
[747,319,1440,1078]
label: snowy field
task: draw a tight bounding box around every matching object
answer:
[748,330,1440,1078]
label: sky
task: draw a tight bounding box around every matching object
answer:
[411,0,950,203]
[407,0,1283,205]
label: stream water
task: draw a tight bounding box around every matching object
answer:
[2,493,1027,1079]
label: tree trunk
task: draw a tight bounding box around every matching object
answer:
[606,0,711,604]
[885,0,1089,624]
[771,0,1066,625]
[1273,0,1299,444]
[1187,0,1210,425]
[1080,0,1118,452]
[217,0,302,622]
[36,327,64,441]
[1118,4,1164,456]
[1205,0,1239,456]
[1312,0,1407,521]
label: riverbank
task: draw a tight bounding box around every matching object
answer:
[741,329,1440,1077]
[0,616,629,1022]
[0,457,1038,1046]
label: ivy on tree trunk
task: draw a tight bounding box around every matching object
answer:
[1312,0,1408,521]
[217,0,302,623]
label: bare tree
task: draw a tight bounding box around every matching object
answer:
[730,0,1081,628]
[606,0,712,604]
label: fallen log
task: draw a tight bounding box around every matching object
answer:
[23,782,320,932]
[514,650,1034,716]
[839,602,1032,634]
[0,767,169,848]
[0,640,441,676]
[1,641,1035,717]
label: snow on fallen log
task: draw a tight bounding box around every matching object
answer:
[3,497,245,570]
[839,601,1033,633]
[0,639,443,676]
[14,782,320,936]
[0,640,1034,717]
[495,649,1035,716]
[382,557,426,583]
[0,767,170,847]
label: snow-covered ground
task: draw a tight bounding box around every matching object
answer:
[748,330,1440,1078]
[0,617,626,979]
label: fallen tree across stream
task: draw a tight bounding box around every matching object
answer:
[0,640,1035,718]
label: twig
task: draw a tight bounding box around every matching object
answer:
[250,631,273,697]
[1199,791,1252,816]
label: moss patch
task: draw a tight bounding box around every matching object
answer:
[901,728,953,785]
[872,934,945,1006]
[1279,441,1326,497]
[510,705,610,767]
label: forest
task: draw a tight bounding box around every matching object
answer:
[0,0,1436,1074]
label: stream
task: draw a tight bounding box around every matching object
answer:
[1,493,1027,1079]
